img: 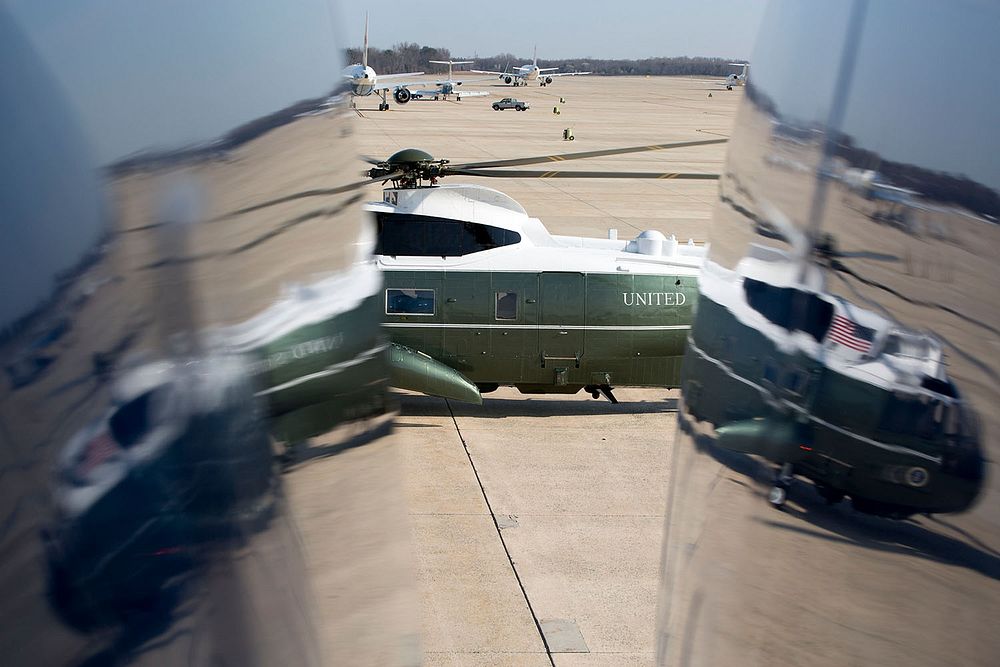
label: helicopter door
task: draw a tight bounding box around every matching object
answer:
[442,271,491,370]
[490,273,539,378]
[539,272,585,370]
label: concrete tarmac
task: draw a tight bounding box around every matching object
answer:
[286,75,740,665]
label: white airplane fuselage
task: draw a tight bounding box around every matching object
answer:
[343,64,378,96]
[517,65,540,82]
[725,64,749,89]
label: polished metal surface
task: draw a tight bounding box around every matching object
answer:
[658,1,1000,664]
[0,2,412,664]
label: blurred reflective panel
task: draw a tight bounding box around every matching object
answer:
[1,1,416,664]
[659,0,1000,665]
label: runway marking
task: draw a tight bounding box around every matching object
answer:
[445,399,557,666]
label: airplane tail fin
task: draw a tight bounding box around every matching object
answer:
[362,12,369,68]
[428,60,474,81]
[533,45,537,67]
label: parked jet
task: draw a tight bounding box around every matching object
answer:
[391,60,491,103]
[342,14,423,110]
[724,62,749,89]
[474,47,591,87]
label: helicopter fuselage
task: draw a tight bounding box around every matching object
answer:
[367,184,703,398]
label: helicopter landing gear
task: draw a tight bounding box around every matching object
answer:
[768,462,794,509]
[584,384,619,403]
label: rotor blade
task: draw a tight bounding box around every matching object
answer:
[213,173,396,221]
[833,250,900,262]
[444,168,720,180]
[451,138,728,170]
[360,155,384,165]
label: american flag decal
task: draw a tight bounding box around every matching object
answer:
[829,314,874,353]
[77,432,119,476]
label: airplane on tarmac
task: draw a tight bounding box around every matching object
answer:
[724,62,749,89]
[342,14,424,111]
[390,60,491,104]
[474,47,591,87]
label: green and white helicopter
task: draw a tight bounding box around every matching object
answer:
[355,141,725,404]
[195,137,722,448]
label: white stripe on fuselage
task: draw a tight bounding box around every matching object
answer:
[686,336,943,464]
[383,323,691,331]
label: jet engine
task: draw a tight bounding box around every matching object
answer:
[393,87,411,104]
[504,76,512,84]
[544,76,553,84]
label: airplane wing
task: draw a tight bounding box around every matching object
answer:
[377,71,425,81]
[385,79,438,89]
[547,71,592,77]
[537,67,560,72]
[454,90,490,98]
[472,67,531,76]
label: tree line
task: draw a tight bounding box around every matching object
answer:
[345,43,745,77]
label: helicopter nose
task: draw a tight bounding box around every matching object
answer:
[941,435,986,512]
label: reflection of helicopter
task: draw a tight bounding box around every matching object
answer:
[682,205,985,518]
[43,358,276,630]
[346,141,724,403]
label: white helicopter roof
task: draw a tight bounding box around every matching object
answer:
[702,245,950,397]
[365,184,705,276]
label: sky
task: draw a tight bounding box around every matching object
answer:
[338,1,765,61]
[748,0,1000,191]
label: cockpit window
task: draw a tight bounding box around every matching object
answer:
[879,393,945,440]
[743,278,834,342]
[375,212,521,257]
[109,390,155,448]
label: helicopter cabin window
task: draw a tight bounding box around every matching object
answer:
[386,289,435,316]
[495,291,518,320]
[375,212,521,257]
[743,279,834,341]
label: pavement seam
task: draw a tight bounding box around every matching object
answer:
[446,398,557,667]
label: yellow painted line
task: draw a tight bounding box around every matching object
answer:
[542,171,559,178]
